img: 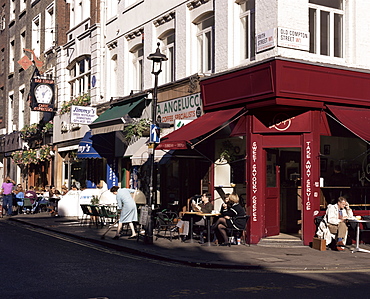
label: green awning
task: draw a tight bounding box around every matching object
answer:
[89,95,149,135]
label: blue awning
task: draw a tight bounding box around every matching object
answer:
[77,131,115,159]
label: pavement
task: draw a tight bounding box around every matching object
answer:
[4,213,370,272]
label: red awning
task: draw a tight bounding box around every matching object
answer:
[156,107,245,150]
[327,105,370,141]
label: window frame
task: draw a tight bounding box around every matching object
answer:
[196,14,214,74]
[68,56,91,100]
[309,1,344,58]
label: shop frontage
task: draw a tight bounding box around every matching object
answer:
[157,58,370,245]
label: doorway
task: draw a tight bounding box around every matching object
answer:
[264,147,302,237]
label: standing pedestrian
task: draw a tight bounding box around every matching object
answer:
[1,177,16,216]
[110,186,138,239]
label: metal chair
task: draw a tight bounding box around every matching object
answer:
[228,215,250,246]
[80,204,93,226]
[155,210,179,241]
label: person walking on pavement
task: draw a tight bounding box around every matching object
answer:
[1,177,16,216]
[110,186,138,240]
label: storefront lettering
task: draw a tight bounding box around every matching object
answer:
[251,141,258,221]
[269,114,295,131]
[252,196,257,222]
[305,141,312,210]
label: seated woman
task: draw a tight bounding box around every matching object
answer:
[175,193,213,242]
[212,193,246,246]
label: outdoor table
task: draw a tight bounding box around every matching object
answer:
[183,212,200,243]
[197,212,221,247]
[348,219,370,254]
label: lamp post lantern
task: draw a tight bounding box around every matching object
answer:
[145,43,167,244]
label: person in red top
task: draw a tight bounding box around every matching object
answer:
[1,177,16,216]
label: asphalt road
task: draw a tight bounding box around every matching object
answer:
[1,219,370,299]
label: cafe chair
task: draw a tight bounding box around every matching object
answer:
[80,204,93,226]
[227,215,250,246]
[22,198,38,214]
[155,210,179,241]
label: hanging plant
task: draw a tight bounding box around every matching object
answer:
[41,121,53,134]
[20,123,40,140]
[22,149,38,165]
[60,93,91,115]
[218,140,236,163]
[124,118,151,143]
[39,145,52,161]
[12,151,24,164]
[11,145,52,165]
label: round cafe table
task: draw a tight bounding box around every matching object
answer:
[183,212,201,243]
[197,212,221,246]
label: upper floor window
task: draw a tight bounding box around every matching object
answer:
[196,14,214,74]
[10,0,15,22]
[309,0,343,58]
[107,0,118,19]
[20,0,27,12]
[45,4,55,50]
[68,56,91,99]
[131,47,143,91]
[70,0,90,28]
[20,31,26,58]
[161,32,175,84]
[32,16,41,57]
[9,40,15,73]
[239,0,255,60]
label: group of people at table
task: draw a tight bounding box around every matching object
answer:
[109,186,247,246]
[1,176,70,216]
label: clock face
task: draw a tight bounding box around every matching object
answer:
[34,84,53,104]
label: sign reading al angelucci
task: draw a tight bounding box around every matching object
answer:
[30,78,55,112]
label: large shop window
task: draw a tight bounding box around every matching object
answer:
[321,105,370,211]
[309,0,343,58]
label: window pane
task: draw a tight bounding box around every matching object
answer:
[250,10,255,58]
[169,46,174,82]
[320,11,330,56]
[309,8,316,54]
[205,31,212,71]
[309,0,342,10]
[79,60,85,74]
[201,15,214,30]
[334,13,343,58]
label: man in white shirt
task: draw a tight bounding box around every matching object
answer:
[326,197,354,251]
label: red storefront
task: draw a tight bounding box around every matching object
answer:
[159,58,370,245]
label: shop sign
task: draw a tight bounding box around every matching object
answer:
[70,105,98,125]
[157,93,202,124]
[277,27,309,51]
[251,141,258,222]
[256,28,275,53]
[107,159,118,189]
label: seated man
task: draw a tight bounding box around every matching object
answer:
[175,193,213,242]
[326,196,354,251]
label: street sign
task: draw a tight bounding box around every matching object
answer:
[150,124,160,143]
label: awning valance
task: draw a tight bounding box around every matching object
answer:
[77,131,115,159]
[156,107,245,150]
[327,105,370,141]
[89,95,148,135]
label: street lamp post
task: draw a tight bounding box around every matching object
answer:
[145,43,167,244]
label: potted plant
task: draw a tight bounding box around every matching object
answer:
[60,93,91,115]
[124,118,151,143]
[41,121,53,134]
[20,123,40,140]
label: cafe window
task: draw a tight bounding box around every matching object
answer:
[309,0,343,58]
